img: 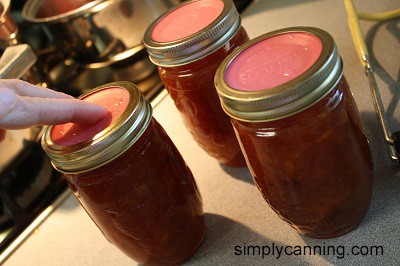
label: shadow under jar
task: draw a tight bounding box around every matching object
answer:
[143,0,249,167]
[41,82,205,264]
[215,27,374,238]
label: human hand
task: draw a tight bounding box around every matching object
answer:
[0,79,108,140]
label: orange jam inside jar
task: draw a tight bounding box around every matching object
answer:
[215,27,374,238]
[42,82,205,264]
[144,0,249,167]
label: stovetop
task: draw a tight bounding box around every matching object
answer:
[0,0,254,263]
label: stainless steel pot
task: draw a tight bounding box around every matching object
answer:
[1,0,20,51]
[22,0,179,64]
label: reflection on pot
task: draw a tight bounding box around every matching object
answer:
[36,0,94,18]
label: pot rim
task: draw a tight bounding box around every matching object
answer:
[22,0,113,24]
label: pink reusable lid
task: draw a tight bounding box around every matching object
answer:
[215,27,343,122]
[225,32,323,92]
[42,82,152,173]
[151,0,224,43]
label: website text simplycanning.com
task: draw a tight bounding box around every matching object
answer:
[234,243,384,259]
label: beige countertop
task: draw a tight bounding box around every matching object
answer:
[4,0,400,265]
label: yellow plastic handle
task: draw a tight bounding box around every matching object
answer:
[344,0,369,68]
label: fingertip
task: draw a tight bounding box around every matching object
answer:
[91,104,109,115]
[86,103,109,119]
[91,106,110,123]
[72,101,109,124]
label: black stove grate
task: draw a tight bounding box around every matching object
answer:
[0,142,67,255]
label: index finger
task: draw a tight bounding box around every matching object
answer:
[0,96,108,129]
[1,79,74,99]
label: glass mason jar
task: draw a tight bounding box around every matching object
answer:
[42,82,205,264]
[143,0,249,167]
[215,27,374,238]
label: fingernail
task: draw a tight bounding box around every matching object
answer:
[0,90,17,105]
